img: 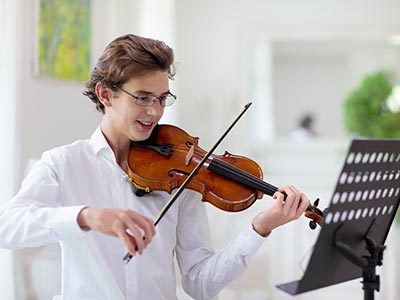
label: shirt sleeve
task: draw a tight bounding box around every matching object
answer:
[174,191,267,300]
[0,152,87,249]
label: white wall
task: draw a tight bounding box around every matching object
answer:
[0,1,17,298]
[16,0,105,184]
[174,0,400,146]
[273,39,400,138]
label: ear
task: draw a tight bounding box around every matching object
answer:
[95,82,114,108]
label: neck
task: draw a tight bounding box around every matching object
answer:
[100,123,130,169]
[111,143,130,170]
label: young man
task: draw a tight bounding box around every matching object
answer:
[0,34,310,300]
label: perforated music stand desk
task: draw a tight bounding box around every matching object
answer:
[277,139,400,296]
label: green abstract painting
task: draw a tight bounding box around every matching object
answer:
[38,0,91,82]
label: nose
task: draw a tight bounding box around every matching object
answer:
[145,100,164,116]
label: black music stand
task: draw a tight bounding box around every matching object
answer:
[276,139,400,299]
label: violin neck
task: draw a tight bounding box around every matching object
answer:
[208,158,278,197]
[209,158,317,215]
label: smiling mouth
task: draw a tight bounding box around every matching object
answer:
[138,121,153,126]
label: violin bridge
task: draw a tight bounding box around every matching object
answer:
[185,145,194,166]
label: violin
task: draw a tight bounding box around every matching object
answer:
[126,124,324,228]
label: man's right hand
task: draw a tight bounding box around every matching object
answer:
[77,207,156,256]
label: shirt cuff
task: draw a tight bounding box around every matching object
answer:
[50,205,88,240]
[237,223,268,257]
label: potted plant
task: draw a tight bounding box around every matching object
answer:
[344,71,400,222]
[344,71,400,138]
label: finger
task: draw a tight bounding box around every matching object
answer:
[273,191,286,205]
[126,216,154,248]
[144,215,156,236]
[117,230,138,257]
[288,193,310,220]
[298,194,311,213]
[279,185,302,210]
[278,185,293,194]
[129,213,155,242]
[276,189,294,212]
[279,185,301,197]
[141,216,156,245]
[124,223,146,255]
[109,218,138,254]
[290,191,302,211]
[119,210,155,249]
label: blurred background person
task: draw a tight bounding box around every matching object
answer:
[289,114,317,141]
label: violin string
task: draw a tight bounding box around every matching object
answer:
[170,144,207,157]
[210,159,278,196]
[169,144,321,216]
[216,159,278,194]
[210,159,321,217]
[167,144,271,190]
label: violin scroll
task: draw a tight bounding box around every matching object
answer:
[305,198,325,229]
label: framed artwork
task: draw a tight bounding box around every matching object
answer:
[34,0,91,82]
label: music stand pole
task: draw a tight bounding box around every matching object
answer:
[334,221,386,300]
[362,235,385,300]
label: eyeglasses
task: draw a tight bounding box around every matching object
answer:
[118,86,177,107]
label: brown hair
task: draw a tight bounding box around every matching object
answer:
[83,34,175,113]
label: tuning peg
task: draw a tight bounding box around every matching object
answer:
[313,198,320,207]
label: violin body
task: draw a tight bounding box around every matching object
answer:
[126,125,264,212]
[126,124,324,226]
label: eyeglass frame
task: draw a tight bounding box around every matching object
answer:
[116,86,177,107]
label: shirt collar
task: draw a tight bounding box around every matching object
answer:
[90,125,115,161]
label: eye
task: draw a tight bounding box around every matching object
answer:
[159,95,168,102]
[136,95,152,102]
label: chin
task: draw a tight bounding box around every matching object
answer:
[131,131,152,142]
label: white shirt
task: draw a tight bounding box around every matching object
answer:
[0,126,266,300]
[289,127,314,141]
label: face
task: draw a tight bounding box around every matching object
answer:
[101,70,169,147]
